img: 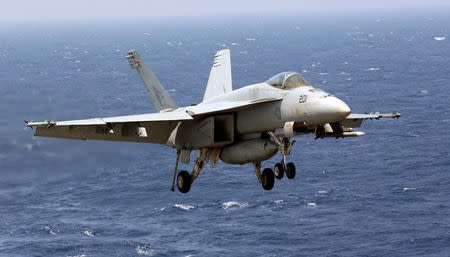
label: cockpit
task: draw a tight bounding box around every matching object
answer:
[266,72,310,89]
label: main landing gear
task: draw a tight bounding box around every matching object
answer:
[252,161,296,191]
[171,148,214,193]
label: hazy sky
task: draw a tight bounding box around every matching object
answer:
[2,0,450,22]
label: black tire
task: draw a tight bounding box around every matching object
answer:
[177,170,191,193]
[261,168,275,190]
[286,162,296,179]
[274,163,284,179]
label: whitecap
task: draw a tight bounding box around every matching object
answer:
[84,230,94,237]
[246,38,256,41]
[231,42,239,46]
[318,72,328,75]
[74,60,81,63]
[143,32,151,36]
[239,51,248,54]
[136,245,154,256]
[318,190,327,194]
[221,201,248,210]
[365,67,380,71]
[434,37,446,41]
[403,187,416,192]
[115,97,124,102]
[419,90,428,94]
[24,143,33,151]
[167,89,176,92]
[274,200,283,204]
[307,202,317,207]
[174,204,195,211]
[42,226,56,235]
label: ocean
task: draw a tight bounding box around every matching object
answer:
[0,11,449,256]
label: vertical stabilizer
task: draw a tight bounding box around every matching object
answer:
[203,49,232,101]
[126,50,177,112]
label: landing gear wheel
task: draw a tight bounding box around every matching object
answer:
[286,162,296,179]
[177,170,192,193]
[261,168,275,190]
[274,163,284,180]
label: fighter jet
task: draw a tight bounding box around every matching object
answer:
[26,49,401,193]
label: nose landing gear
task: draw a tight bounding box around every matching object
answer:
[274,162,284,179]
[268,131,297,180]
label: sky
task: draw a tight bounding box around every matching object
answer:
[2,0,450,23]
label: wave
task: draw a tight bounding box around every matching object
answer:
[221,201,248,210]
[174,204,195,211]
[84,230,94,237]
[42,225,57,235]
[136,245,154,256]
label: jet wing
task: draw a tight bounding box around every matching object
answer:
[26,110,193,144]
[25,98,281,144]
[343,112,402,128]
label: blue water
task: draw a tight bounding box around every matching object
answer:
[1,12,449,256]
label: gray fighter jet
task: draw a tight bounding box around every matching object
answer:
[26,49,401,193]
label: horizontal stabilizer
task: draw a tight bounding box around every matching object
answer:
[126,50,177,112]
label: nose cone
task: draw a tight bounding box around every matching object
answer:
[315,96,351,122]
[335,99,351,119]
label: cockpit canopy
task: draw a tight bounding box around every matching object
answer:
[266,72,310,89]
